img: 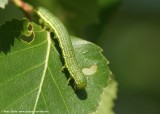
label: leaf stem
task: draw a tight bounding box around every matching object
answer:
[11,0,34,20]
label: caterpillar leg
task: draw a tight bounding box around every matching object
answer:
[67,77,72,86]
[61,65,66,71]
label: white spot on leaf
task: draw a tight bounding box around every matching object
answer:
[82,64,97,75]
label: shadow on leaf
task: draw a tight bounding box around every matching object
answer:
[0,19,34,54]
[0,19,23,54]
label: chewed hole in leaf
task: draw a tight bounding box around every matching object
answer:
[19,19,35,43]
[28,24,33,31]
[19,32,35,43]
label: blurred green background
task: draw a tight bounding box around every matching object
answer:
[0,0,160,114]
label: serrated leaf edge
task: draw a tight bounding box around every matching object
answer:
[91,77,118,114]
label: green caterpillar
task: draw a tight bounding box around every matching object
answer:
[37,7,87,89]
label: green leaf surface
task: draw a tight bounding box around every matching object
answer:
[0,19,112,113]
[0,0,8,9]
[91,78,118,114]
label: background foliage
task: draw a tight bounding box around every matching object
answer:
[0,0,160,114]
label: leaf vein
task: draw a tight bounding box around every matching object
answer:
[32,33,51,114]
[5,87,39,109]
[48,67,70,113]
[0,40,47,58]
[0,62,45,87]
[41,92,49,113]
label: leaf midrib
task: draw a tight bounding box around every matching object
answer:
[32,32,51,114]
[32,32,70,114]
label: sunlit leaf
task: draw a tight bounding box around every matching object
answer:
[0,19,113,113]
